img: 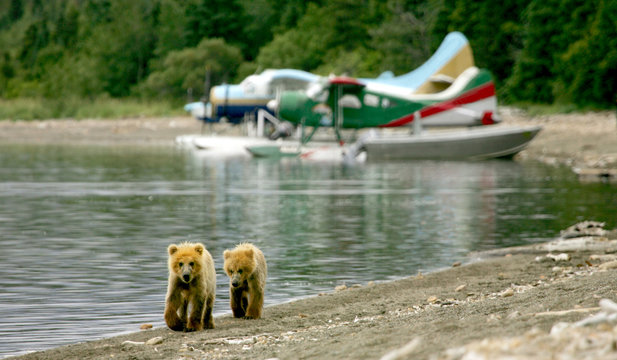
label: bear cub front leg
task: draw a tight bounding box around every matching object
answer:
[230,285,248,318]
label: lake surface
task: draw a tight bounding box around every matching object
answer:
[0,143,615,358]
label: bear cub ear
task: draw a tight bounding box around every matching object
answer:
[194,243,204,255]
[168,244,178,256]
[223,249,230,260]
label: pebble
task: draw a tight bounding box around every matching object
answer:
[140,324,153,330]
[487,314,501,322]
[546,253,571,262]
[121,337,164,346]
[501,288,514,297]
[380,338,421,360]
[146,336,163,345]
[507,311,520,319]
[598,260,617,270]
[599,298,617,313]
[560,221,607,238]
[122,340,144,346]
[589,254,617,262]
[455,284,466,292]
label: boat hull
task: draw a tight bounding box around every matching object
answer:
[362,125,542,161]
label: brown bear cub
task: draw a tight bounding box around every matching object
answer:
[165,242,216,331]
[223,243,267,319]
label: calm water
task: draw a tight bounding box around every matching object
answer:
[0,143,616,358]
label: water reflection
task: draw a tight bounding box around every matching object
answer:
[0,144,615,358]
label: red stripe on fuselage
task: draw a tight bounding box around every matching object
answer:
[381,113,415,127]
[379,82,495,128]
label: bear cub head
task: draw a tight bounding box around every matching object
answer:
[223,246,256,288]
[168,242,205,284]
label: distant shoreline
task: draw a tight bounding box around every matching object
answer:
[0,110,615,174]
[0,116,201,147]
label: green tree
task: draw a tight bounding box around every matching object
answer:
[53,2,79,49]
[139,38,243,99]
[38,52,105,99]
[270,0,316,32]
[184,0,247,50]
[1,0,616,108]
[0,53,15,96]
[256,0,379,74]
[9,0,23,22]
[153,0,189,57]
[255,4,331,70]
[84,0,113,25]
[18,20,50,77]
[88,0,159,97]
[369,0,437,75]
[433,0,529,87]
[553,0,617,106]
[503,0,596,103]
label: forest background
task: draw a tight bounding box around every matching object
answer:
[0,0,615,120]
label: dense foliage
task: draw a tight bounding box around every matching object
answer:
[0,0,615,116]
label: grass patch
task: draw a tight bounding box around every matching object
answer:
[0,97,185,121]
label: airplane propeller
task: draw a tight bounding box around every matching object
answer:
[267,87,295,140]
[266,86,281,117]
[203,65,211,103]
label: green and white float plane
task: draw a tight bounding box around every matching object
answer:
[269,65,499,145]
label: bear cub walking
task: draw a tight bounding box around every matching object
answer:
[165,242,216,331]
[223,243,267,319]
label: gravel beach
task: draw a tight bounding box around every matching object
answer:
[4,109,617,359]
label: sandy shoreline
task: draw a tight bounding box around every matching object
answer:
[4,109,617,359]
[12,232,617,360]
[0,116,203,147]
